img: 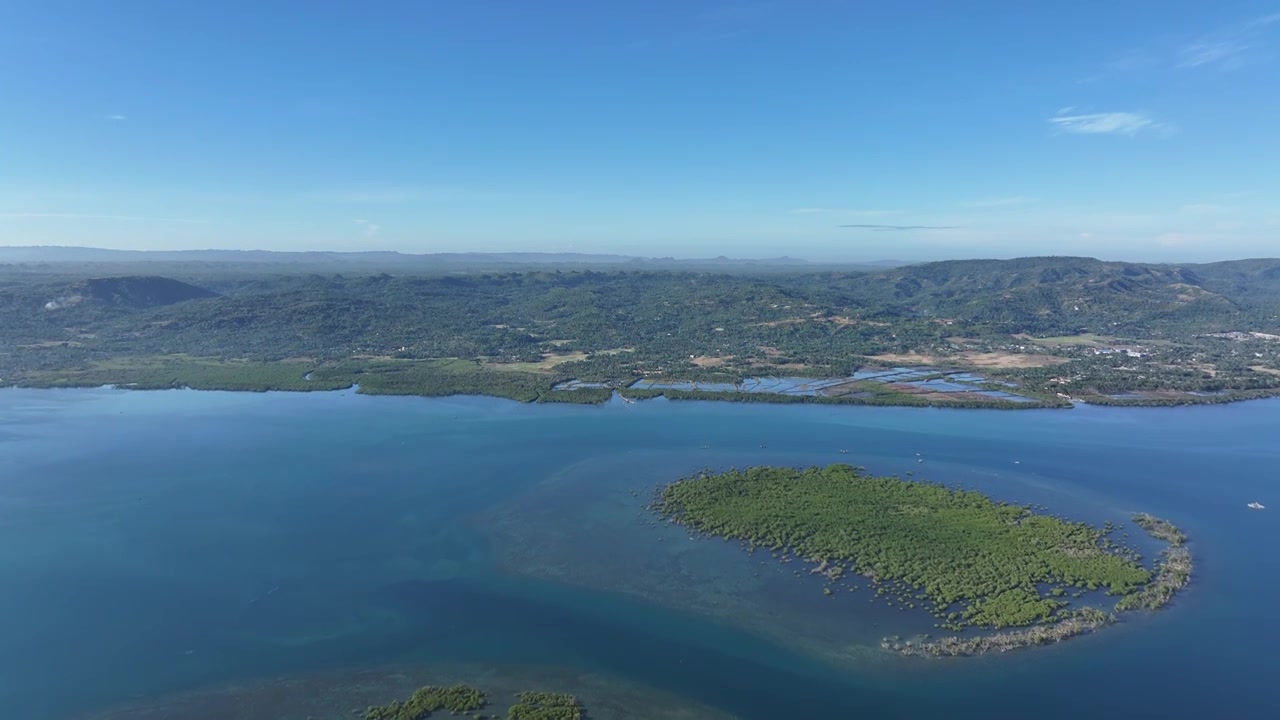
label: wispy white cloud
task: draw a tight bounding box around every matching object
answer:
[104,114,126,121]
[961,196,1037,208]
[1049,110,1166,136]
[0,212,205,223]
[1084,11,1280,82]
[1177,11,1280,70]
[353,218,381,239]
[1178,39,1251,69]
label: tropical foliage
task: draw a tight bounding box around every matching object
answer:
[4,256,1280,405]
[655,465,1154,628]
[364,684,487,719]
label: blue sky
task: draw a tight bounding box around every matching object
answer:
[2,0,1278,261]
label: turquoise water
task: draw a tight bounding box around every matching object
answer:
[1,388,1278,719]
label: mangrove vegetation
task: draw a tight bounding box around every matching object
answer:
[364,684,487,719]
[507,691,583,720]
[364,685,585,720]
[654,464,1192,655]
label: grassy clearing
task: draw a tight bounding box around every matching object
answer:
[483,351,589,373]
[18,355,338,392]
[868,351,1064,369]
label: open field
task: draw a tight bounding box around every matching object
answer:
[1020,333,1116,346]
[483,350,589,372]
[869,351,1064,369]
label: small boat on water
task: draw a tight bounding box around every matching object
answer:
[1248,501,1265,510]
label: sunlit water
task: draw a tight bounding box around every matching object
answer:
[0,388,1277,719]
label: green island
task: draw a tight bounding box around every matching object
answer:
[4,254,1280,408]
[364,684,582,720]
[654,464,1192,656]
[364,684,486,719]
[507,691,584,720]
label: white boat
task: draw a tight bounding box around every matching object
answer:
[1247,501,1265,510]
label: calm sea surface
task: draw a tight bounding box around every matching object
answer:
[0,387,1277,719]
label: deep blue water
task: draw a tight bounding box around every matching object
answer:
[0,388,1277,719]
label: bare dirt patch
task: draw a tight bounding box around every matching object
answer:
[1251,365,1280,377]
[750,318,806,328]
[691,355,733,368]
[867,352,941,366]
[484,351,588,373]
[869,351,1063,369]
[957,351,1065,368]
[1018,333,1114,347]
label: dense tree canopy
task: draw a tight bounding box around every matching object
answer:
[4,256,1280,406]
[656,465,1155,629]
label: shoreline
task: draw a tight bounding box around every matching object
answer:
[9,376,1280,410]
[889,512,1192,658]
[654,467,1194,659]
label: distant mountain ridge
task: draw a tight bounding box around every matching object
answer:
[0,245,894,269]
[0,246,784,264]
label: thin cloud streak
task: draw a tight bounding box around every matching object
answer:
[0,212,206,223]
[104,114,126,121]
[1177,10,1280,69]
[840,224,965,232]
[1049,111,1163,136]
[353,218,381,239]
[1178,39,1250,69]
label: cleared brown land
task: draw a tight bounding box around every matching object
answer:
[959,351,1065,368]
[483,351,588,372]
[750,318,806,328]
[752,314,876,328]
[1252,365,1280,377]
[870,351,1064,369]
[691,355,732,368]
[868,352,939,365]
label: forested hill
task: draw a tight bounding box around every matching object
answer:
[818,256,1280,331]
[3,255,1280,406]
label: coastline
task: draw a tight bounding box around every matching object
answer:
[652,466,1194,659]
[12,370,1280,410]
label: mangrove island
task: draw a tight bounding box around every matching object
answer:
[653,464,1192,656]
[365,684,583,720]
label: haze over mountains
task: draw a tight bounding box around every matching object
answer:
[0,245,895,273]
